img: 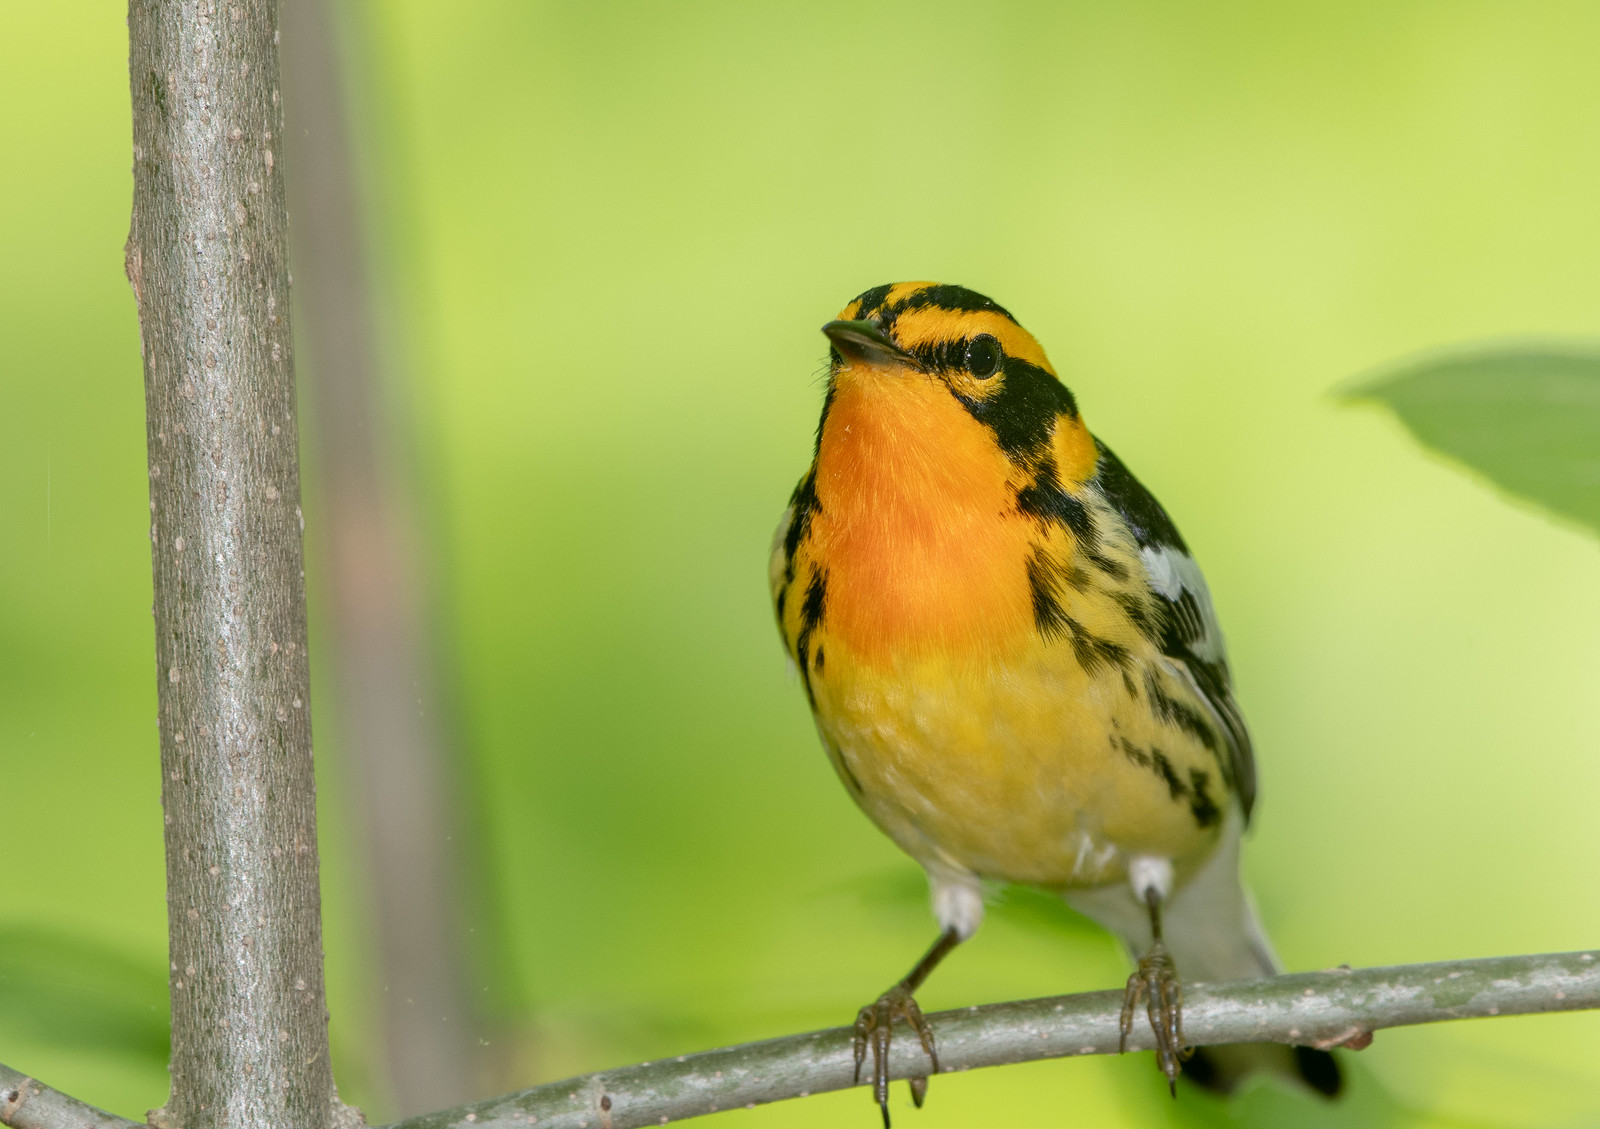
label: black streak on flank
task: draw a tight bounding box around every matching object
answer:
[1027,548,1071,641]
[1151,751,1184,803]
[784,471,819,571]
[1187,768,1221,828]
[1028,549,1132,672]
[1144,668,1221,756]
[795,570,827,704]
[1115,735,1150,768]
[775,470,818,633]
[1064,616,1131,675]
[1085,549,1127,582]
[1016,457,1095,545]
[1114,740,1221,829]
[776,470,821,639]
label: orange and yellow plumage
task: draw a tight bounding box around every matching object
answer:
[770,283,1339,1117]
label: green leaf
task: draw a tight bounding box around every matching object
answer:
[1345,344,1600,537]
[0,926,168,1063]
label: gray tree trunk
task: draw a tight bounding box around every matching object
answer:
[126,2,336,1127]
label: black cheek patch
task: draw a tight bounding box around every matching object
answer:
[955,356,1078,464]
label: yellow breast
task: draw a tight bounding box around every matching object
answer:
[806,639,1224,889]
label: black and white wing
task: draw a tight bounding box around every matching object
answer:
[1092,440,1258,821]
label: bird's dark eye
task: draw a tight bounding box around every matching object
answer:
[965,334,1002,378]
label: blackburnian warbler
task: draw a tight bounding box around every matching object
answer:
[770,283,1341,1123]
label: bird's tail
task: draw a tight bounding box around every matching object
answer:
[1062,815,1342,1098]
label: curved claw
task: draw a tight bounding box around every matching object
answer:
[1117,941,1190,1094]
[853,984,940,1127]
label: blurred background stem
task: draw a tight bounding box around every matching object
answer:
[278,0,490,1112]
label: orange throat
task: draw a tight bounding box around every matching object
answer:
[807,373,1037,666]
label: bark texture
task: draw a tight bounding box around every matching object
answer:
[383,949,1600,1129]
[7,951,1598,1129]
[126,1,335,1127]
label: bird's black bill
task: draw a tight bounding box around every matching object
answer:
[822,319,922,369]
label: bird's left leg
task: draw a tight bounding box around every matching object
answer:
[854,927,960,1128]
[1119,857,1188,1093]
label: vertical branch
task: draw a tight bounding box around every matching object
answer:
[277,0,480,1112]
[127,2,335,1127]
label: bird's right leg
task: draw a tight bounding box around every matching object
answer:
[854,927,961,1128]
[1118,857,1187,1094]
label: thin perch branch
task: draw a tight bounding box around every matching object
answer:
[0,1069,133,1129]
[5,951,1597,1129]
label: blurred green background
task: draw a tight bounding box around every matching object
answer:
[5,2,1600,1127]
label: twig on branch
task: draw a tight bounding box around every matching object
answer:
[5,951,1596,1129]
[0,1068,137,1129]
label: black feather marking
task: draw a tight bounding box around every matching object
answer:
[1094,435,1258,820]
[1151,750,1184,801]
[784,470,818,570]
[952,355,1078,461]
[813,379,838,452]
[1084,549,1127,582]
[1115,735,1150,768]
[849,283,1015,340]
[1186,768,1221,828]
[1027,548,1071,641]
[1114,591,1157,640]
[894,283,1014,319]
[1091,439,1187,552]
[1065,617,1131,674]
[1143,668,1222,756]
[1016,457,1095,544]
[1028,548,1132,671]
[794,569,827,705]
[845,283,895,321]
[1182,655,1256,816]
[1116,740,1223,829]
